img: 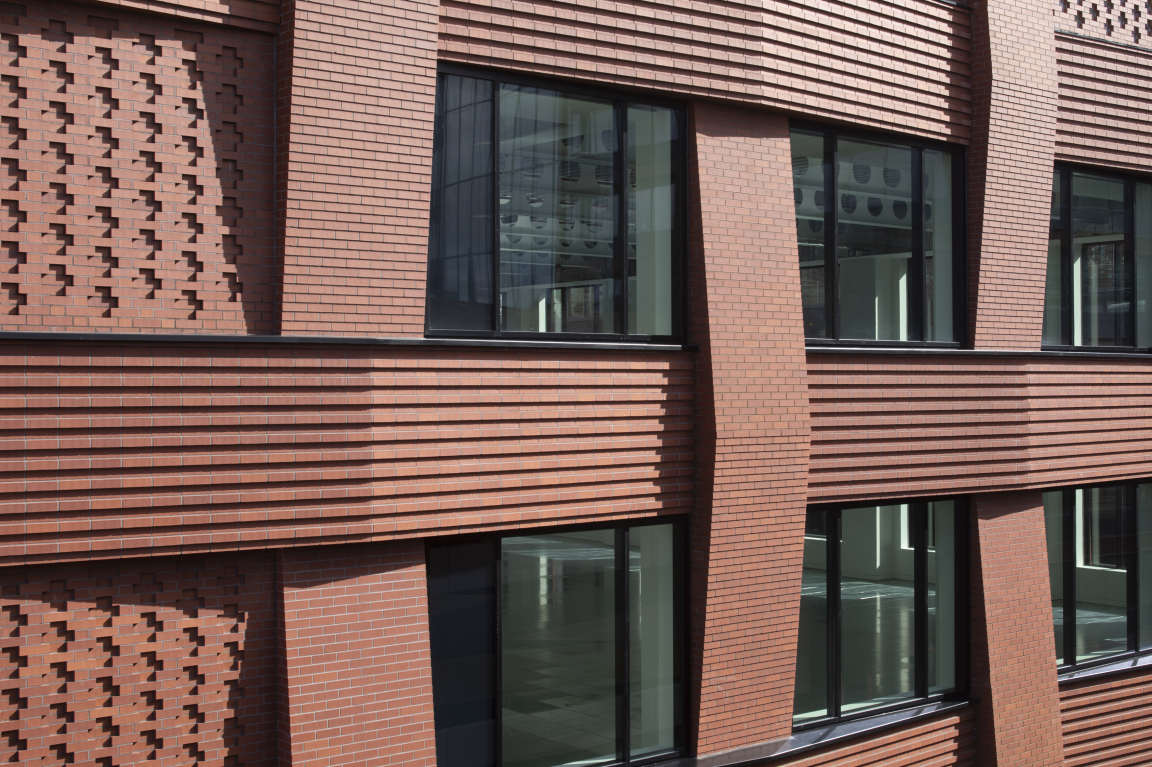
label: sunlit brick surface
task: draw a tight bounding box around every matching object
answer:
[1061,669,1152,767]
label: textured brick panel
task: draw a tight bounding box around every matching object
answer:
[1061,669,1152,767]
[0,2,275,333]
[1055,0,1151,48]
[279,543,435,767]
[807,353,1152,502]
[688,102,810,752]
[0,340,693,566]
[83,0,279,32]
[0,552,276,766]
[967,0,1057,349]
[776,710,976,766]
[440,0,973,142]
[1055,32,1152,173]
[969,491,1063,767]
[277,0,438,336]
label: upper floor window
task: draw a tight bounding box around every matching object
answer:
[1043,167,1152,349]
[793,500,969,727]
[427,68,685,341]
[791,128,965,344]
[1044,483,1152,668]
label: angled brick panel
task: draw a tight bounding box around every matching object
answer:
[1061,670,1152,767]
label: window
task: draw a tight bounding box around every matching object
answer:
[1044,167,1152,349]
[790,127,965,344]
[428,520,685,767]
[793,500,968,727]
[1044,483,1152,668]
[427,68,686,341]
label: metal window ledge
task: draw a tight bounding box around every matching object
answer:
[1059,652,1152,684]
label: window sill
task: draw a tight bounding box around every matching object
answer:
[808,345,1152,361]
[1059,652,1152,684]
[651,700,971,767]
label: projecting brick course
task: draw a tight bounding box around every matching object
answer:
[1061,669,1152,767]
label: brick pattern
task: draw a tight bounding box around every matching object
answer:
[1055,32,1152,172]
[279,543,435,767]
[277,0,437,336]
[776,710,976,767]
[969,491,1063,766]
[688,102,810,752]
[806,353,1152,503]
[0,2,275,333]
[1061,670,1152,767]
[0,340,693,566]
[967,0,1058,348]
[81,0,279,33]
[1055,0,1152,47]
[440,0,973,143]
[0,553,276,766]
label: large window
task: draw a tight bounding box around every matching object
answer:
[427,68,685,341]
[428,520,685,767]
[1044,167,1152,349]
[791,128,965,344]
[1044,483,1152,668]
[793,500,969,726]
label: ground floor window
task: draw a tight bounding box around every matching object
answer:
[793,500,969,726]
[428,520,685,767]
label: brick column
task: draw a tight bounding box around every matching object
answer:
[967,0,1058,349]
[688,102,810,753]
[278,543,437,767]
[276,0,439,336]
[969,491,1063,766]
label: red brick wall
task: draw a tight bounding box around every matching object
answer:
[440,0,972,143]
[0,1,276,333]
[807,352,1152,503]
[278,542,435,767]
[276,0,438,336]
[688,102,810,753]
[776,710,977,767]
[966,0,1058,349]
[0,552,277,766]
[969,491,1063,766]
[1061,670,1152,767]
[82,0,279,32]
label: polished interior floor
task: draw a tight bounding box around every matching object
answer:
[1052,599,1129,663]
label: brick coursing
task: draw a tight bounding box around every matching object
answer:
[1061,669,1152,767]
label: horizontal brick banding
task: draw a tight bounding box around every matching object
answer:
[439,0,973,142]
[78,0,279,32]
[807,353,1152,502]
[775,709,976,766]
[0,340,694,565]
[1061,670,1152,767]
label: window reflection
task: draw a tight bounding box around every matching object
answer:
[792,130,827,338]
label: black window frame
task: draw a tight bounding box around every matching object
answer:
[427,516,689,767]
[1044,163,1152,352]
[790,121,968,348]
[794,498,970,731]
[1047,479,1152,672]
[426,64,690,343]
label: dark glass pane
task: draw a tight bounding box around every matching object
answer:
[1043,491,1065,665]
[840,505,915,712]
[924,150,954,342]
[1075,486,1130,662]
[1072,173,1131,347]
[627,105,676,336]
[1051,170,1063,223]
[1136,183,1152,347]
[429,541,497,767]
[498,86,617,334]
[1043,236,1064,346]
[792,130,827,337]
[793,509,828,722]
[927,502,957,692]
[428,74,495,331]
[1139,484,1152,650]
[629,524,677,758]
[836,139,915,341]
[501,531,617,767]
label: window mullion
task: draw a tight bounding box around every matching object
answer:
[491,80,502,336]
[1061,169,1074,347]
[913,503,928,698]
[614,101,628,337]
[1064,488,1077,665]
[616,526,629,764]
[911,147,925,341]
[825,133,839,340]
[829,509,842,718]
[1127,485,1139,653]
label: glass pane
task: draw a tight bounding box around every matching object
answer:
[627,106,675,336]
[428,74,495,331]
[924,150,954,342]
[840,505,915,712]
[629,524,676,758]
[1043,491,1066,665]
[1139,484,1152,650]
[498,86,617,334]
[837,139,915,341]
[1043,236,1064,346]
[792,130,827,338]
[793,509,829,722]
[1136,183,1152,347]
[501,531,617,767]
[1075,487,1130,662]
[927,502,956,692]
[1051,170,1063,223]
[1073,173,1131,347]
